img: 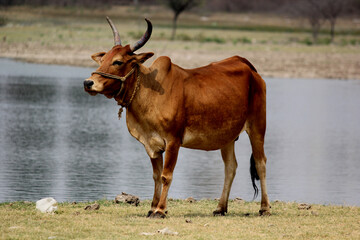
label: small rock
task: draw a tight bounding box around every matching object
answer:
[9,226,21,229]
[311,211,319,216]
[298,203,312,210]
[185,219,192,223]
[84,203,100,211]
[140,232,155,236]
[233,197,245,203]
[185,197,196,203]
[157,227,178,235]
[24,201,32,204]
[36,198,58,213]
[115,192,140,206]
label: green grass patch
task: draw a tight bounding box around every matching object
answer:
[0,5,359,48]
[157,22,360,36]
[233,36,252,45]
[195,33,226,44]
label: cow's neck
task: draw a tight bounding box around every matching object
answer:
[122,63,165,119]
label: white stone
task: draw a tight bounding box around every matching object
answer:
[36,197,58,213]
[157,227,178,236]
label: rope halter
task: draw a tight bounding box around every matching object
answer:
[91,66,140,119]
[92,67,135,82]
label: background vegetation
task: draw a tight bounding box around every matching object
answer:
[1,0,360,42]
[0,1,359,79]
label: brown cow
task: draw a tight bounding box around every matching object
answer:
[84,17,270,218]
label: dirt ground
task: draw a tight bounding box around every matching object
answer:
[1,41,359,80]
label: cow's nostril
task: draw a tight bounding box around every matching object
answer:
[84,80,94,89]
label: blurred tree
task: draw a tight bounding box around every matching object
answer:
[289,0,360,44]
[311,0,345,42]
[296,0,324,43]
[163,0,202,40]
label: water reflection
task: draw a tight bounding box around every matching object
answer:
[0,58,359,206]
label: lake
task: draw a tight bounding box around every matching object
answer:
[0,58,359,206]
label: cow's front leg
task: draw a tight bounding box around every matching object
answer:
[149,142,180,218]
[147,155,163,217]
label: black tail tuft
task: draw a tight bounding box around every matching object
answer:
[250,154,259,200]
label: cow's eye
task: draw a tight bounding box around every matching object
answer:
[113,60,123,66]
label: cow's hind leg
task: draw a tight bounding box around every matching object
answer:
[248,130,271,216]
[213,141,238,216]
[147,155,163,217]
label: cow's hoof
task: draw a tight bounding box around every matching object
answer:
[146,210,154,218]
[213,209,226,216]
[259,209,271,216]
[149,211,166,218]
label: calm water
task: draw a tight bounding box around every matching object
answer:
[0,58,359,206]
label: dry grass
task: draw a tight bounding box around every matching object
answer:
[0,5,360,79]
[1,199,359,239]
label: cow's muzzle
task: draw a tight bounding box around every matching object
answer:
[83,80,94,89]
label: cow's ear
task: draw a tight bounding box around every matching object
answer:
[91,52,106,65]
[133,52,154,65]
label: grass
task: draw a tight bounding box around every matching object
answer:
[1,199,359,239]
[0,5,359,49]
[0,5,359,51]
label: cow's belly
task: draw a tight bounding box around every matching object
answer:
[181,118,247,150]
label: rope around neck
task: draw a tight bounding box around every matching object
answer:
[118,70,140,119]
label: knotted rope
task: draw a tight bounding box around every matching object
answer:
[92,67,135,82]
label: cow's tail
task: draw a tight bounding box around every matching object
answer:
[250,153,259,200]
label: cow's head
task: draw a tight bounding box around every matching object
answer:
[84,17,154,99]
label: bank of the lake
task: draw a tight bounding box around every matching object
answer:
[0,6,360,80]
[1,199,359,239]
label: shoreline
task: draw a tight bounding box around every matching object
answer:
[1,198,358,207]
[1,42,359,80]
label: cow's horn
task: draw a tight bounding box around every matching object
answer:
[106,16,122,46]
[130,18,152,52]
